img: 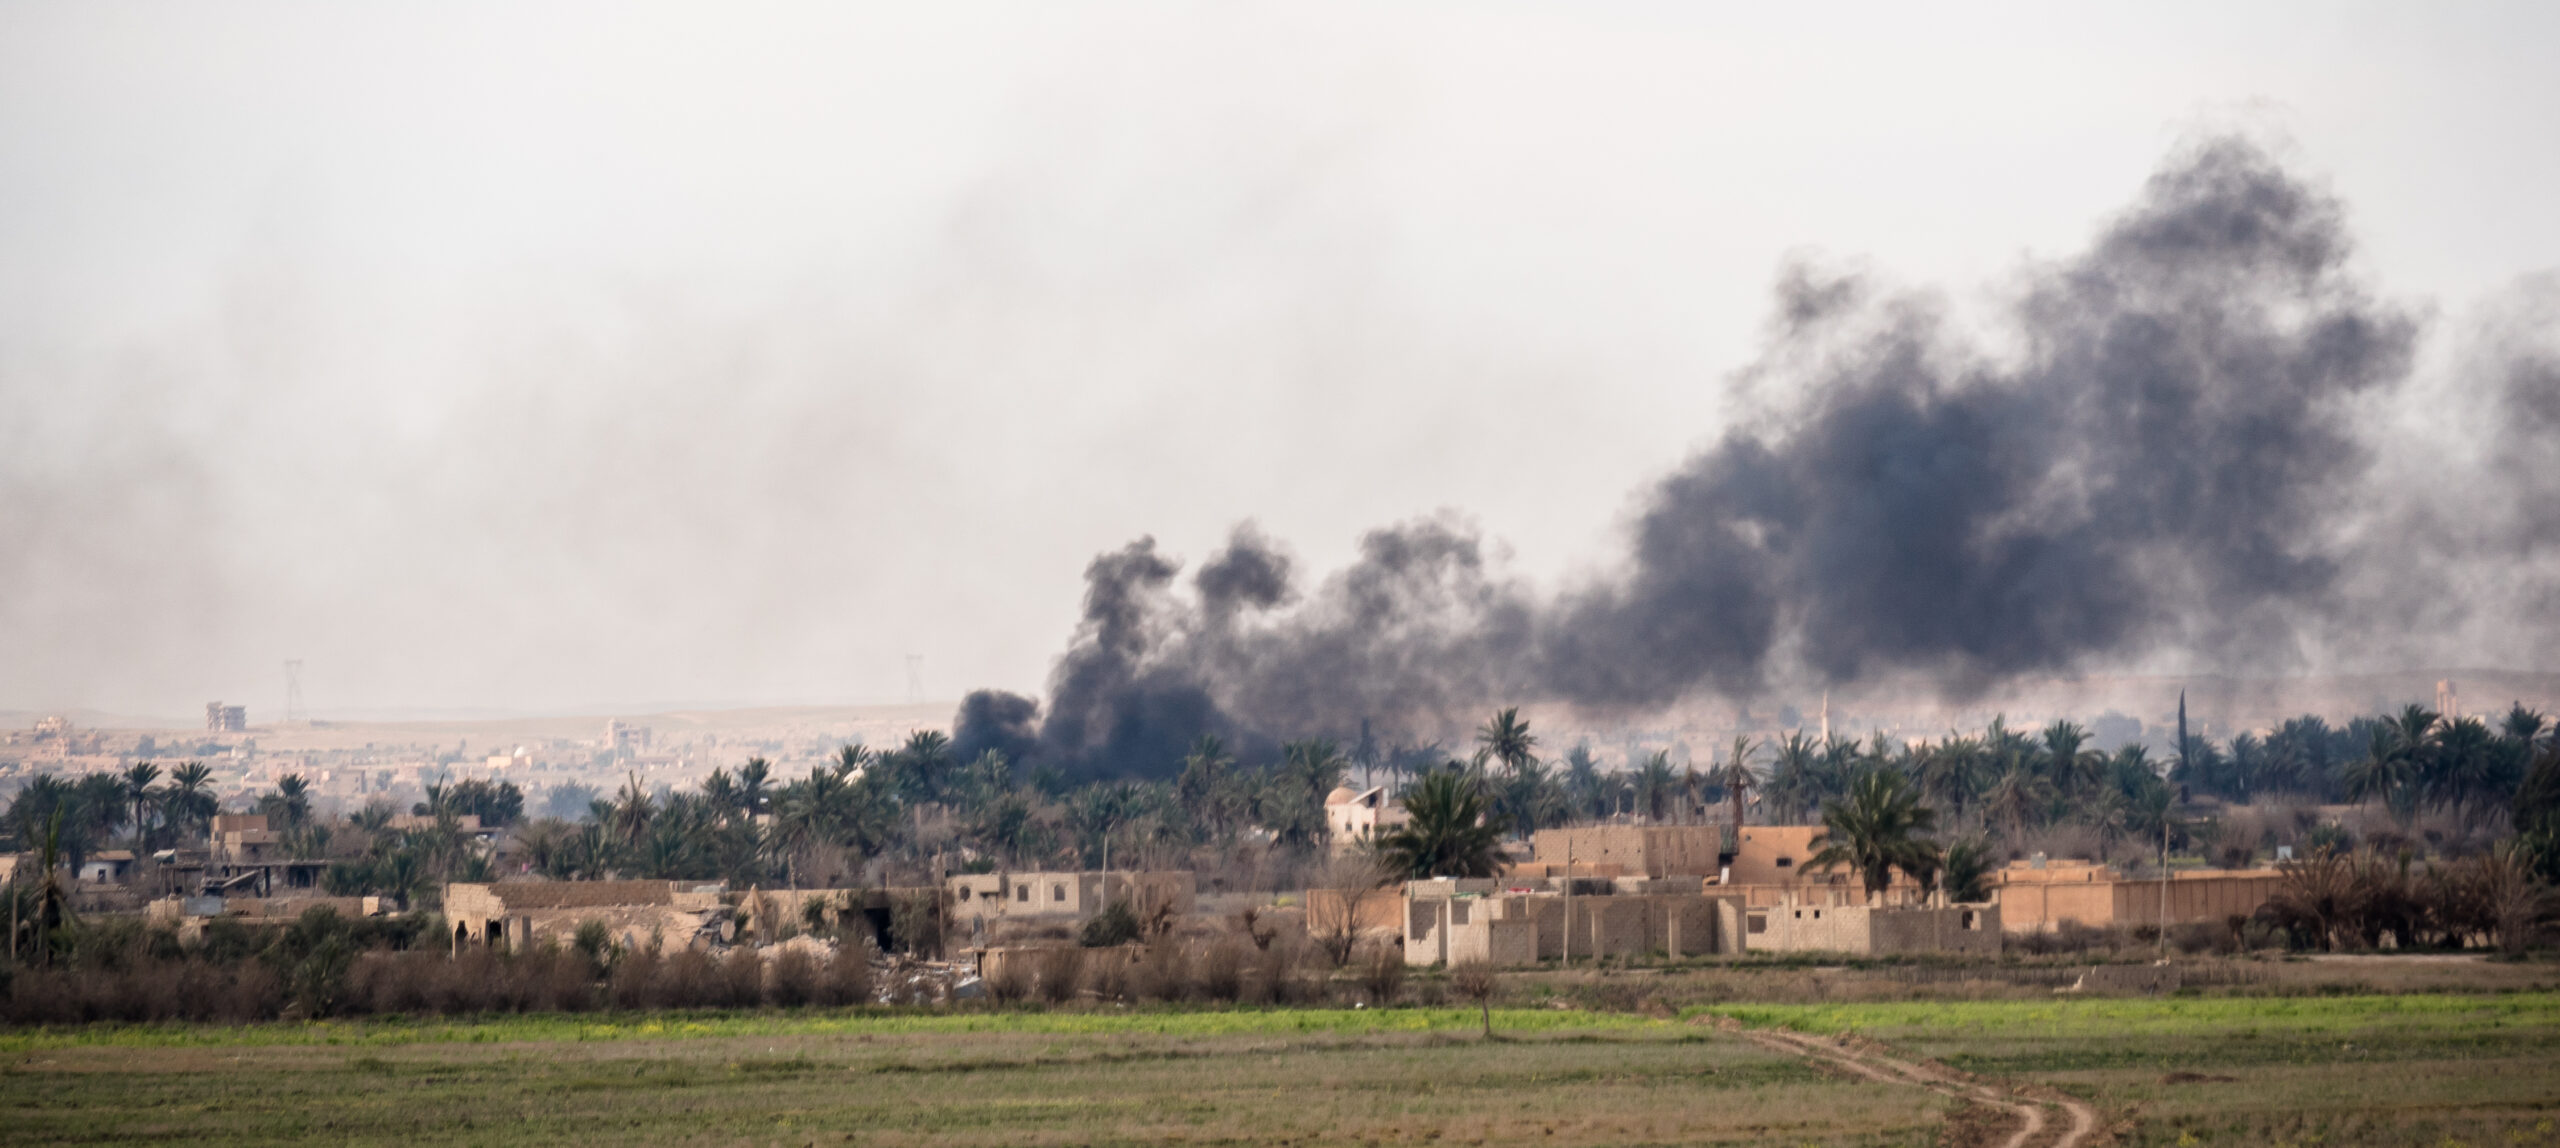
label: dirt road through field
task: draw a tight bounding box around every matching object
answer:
[1727,1022,2098,1148]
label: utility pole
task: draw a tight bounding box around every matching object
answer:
[1562,838,1574,968]
[2164,690,2186,960]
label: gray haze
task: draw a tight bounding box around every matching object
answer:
[4,4,2559,723]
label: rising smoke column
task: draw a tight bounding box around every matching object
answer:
[1566,135,2417,697]
[968,136,2434,778]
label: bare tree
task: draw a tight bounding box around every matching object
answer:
[1449,961,1498,1038]
[1309,850,1394,968]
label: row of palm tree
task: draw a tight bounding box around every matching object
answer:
[1,762,221,871]
[2337,705,2545,828]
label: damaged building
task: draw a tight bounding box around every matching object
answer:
[943,870,1194,952]
[1402,823,1996,965]
[444,880,729,953]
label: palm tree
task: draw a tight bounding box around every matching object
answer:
[2347,705,2437,826]
[2040,721,2105,801]
[1378,769,1504,879]
[894,730,955,804]
[2079,782,2133,855]
[2501,704,2549,751]
[1719,736,1759,828]
[738,756,774,817]
[260,774,314,832]
[28,808,74,967]
[1918,736,1989,828]
[1270,740,1347,848]
[1939,836,1994,902]
[1805,768,1941,903]
[1979,760,2055,841]
[121,762,161,850]
[700,768,739,820]
[1762,732,1820,823]
[10,775,113,877]
[1632,751,1678,824]
[349,800,395,836]
[1475,708,1537,778]
[163,762,217,843]
[609,772,655,845]
[1176,735,1240,842]
[1562,745,1608,822]
[1490,757,1567,840]
[2428,716,2504,825]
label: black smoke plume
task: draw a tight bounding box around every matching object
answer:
[959,137,2554,779]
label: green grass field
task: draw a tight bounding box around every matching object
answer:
[4,993,2556,1145]
[1715,993,2560,1147]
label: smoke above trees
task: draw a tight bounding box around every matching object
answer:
[965,137,2559,780]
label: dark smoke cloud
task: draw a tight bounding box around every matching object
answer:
[965,137,2547,779]
[949,688,1041,767]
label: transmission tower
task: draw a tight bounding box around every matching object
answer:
[905,654,925,705]
[283,659,304,723]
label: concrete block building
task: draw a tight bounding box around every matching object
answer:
[1401,878,1739,966]
[1324,786,1410,852]
[1730,888,2000,956]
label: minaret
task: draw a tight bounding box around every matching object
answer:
[2176,690,2189,785]
[1819,691,1831,743]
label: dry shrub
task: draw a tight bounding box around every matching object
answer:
[426,948,501,1014]
[520,947,598,1013]
[609,947,663,1010]
[819,940,875,1007]
[2169,921,2223,955]
[1358,946,1405,1006]
[2015,922,2125,957]
[986,951,1033,1004]
[656,948,718,1007]
[351,951,432,1014]
[1243,933,1310,1004]
[718,948,765,1008]
[1197,940,1245,1003]
[1085,949,1129,1002]
[1034,948,1085,1004]
[767,947,817,1008]
[1131,940,1191,1003]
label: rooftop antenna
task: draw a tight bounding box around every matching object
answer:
[283,660,305,723]
[905,654,925,705]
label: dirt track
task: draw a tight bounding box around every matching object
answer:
[1728,1022,2099,1148]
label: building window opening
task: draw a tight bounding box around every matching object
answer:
[1746,914,1768,935]
[1052,884,1066,902]
[1016,886,1029,902]
[1775,857,1793,868]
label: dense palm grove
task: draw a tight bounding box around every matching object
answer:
[9,701,2560,922]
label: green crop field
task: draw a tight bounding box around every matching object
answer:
[1712,993,2560,1147]
[4,993,2557,1146]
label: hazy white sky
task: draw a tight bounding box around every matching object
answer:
[4,3,2557,719]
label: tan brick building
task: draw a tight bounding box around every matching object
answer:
[1994,862,2283,933]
